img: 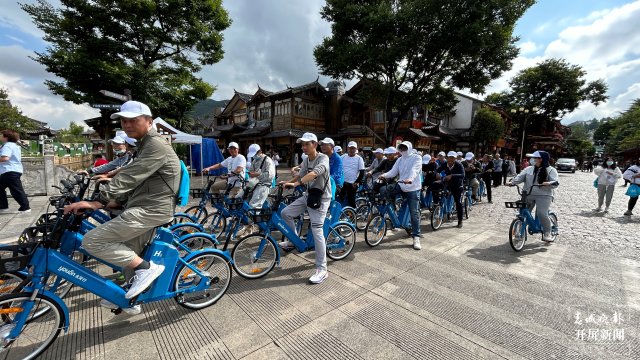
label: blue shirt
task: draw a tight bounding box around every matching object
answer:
[329,151,344,187]
[0,142,23,174]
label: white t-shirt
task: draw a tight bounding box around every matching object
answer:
[342,154,365,183]
[221,155,246,187]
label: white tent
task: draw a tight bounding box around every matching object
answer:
[153,117,203,185]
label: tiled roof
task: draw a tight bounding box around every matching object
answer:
[237,120,271,137]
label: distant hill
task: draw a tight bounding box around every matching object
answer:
[188,99,229,119]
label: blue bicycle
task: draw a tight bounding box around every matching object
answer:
[364,189,413,247]
[430,185,456,230]
[506,184,559,251]
[0,211,232,359]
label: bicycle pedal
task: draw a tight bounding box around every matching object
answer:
[111,308,123,315]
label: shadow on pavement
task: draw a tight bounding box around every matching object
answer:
[465,241,550,265]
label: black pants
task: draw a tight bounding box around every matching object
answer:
[0,172,30,211]
[502,172,508,185]
[493,172,502,187]
[339,182,357,208]
[629,197,638,212]
[483,176,492,202]
[450,186,464,222]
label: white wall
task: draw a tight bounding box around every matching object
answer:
[449,94,475,129]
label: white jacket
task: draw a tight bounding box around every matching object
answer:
[382,142,422,192]
[594,166,622,186]
[511,165,559,198]
[623,165,640,185]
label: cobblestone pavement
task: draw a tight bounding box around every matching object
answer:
[0,170,638,359]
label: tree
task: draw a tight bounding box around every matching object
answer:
[56,121,86,143]
[565,122,594,160]
[0,88,36,135]
[593,120,615,144]
[22,0,230,129]
[502,58,608,120]
[314,0,534,144]
[604,99,640,154]
[472,107,505,145]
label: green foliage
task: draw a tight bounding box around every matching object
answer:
[593,120,615,144]
[56,121,85,143]
[602,99,640,154]
[566,139,595,160]
[314,0,534,143]
[504,58,608,120]
[472,107,505,144]
[0,88,36,135]
[22,0,231,129]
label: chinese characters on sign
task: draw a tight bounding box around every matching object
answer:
[574,311,626,342]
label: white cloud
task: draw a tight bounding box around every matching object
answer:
[485,0,640,124]
[519,41,538,55]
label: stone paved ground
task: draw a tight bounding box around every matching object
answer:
[0,170,638,359]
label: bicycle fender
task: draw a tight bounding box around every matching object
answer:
[177,232,220,246]
[330,221,356,232]
[181,248,232,263]
[20,287,70,332]
[170,222,204,232]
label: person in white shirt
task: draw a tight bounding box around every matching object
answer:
[365,148,385,186]
[623,158,640,216]
[593,157,622,213]
[0,130,30,213]
[203,142,246,198]
[379,141,423,250]
[339,141,365,207]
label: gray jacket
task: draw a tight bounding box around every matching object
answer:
[98,128,180,217]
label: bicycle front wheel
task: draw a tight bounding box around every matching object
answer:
[0,292,64,360]
[365,215,386,247]
[509,218,527,251]
[431,205,443,230]
[339,207,357,225]
[178,234,218,257]
[463,197,470,219]
[232,234,277,279]
[184,206,208,223]
[174,253,231,310]
[355,204,371,231]
[548,213,559,242]
[201,212,226,239]
[326,224,356,260]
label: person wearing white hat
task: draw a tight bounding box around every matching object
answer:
[436,151,446,167]
[365,148,385,184]
[340,141,365,208]
[462,152,481,201]
[421,154,438,195]
[435,151,466,228]
[65,100,182,313]
[246,144,275,208]
[320,137,344,191]
[370,147,399,192]
[203,141,246,198]
[78,134,132,176]
[280,132,332,284]
[379,141,423,250]
[334,145,343,156]
[456,151,463,162]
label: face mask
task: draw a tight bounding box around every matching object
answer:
[606,161,614,166]
[400,151,409,157]
[114,149,125,156]
[529,158,536,166]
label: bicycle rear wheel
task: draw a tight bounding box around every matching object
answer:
[184,206,208,223]
[364,215,386,247]
[0,292,64,360]
[431,205,443,230]
[339,207,356,225]
[172,213,196,225]
[232,234,277,279]
[201,213,226,239]
[355,205,371,231]
[463,197,470,219]
[326,224,356,260]
[548,213,559,242]
[509,218,527,251]
[171,223,202,238]
[174,253,231,310]
[178,234,218,257]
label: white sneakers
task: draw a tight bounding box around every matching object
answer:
[542,233,554,242]
[18,209,31,213]
[412,237,421,250]
[100,299,141,315]
[125,262,165,299]
[278,240,295,251]
[309,269,328,284]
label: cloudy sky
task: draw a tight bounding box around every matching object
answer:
[1,0,639,129]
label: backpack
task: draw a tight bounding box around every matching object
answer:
[177,160,190,206]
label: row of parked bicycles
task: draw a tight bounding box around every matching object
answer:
[0,170,558,359]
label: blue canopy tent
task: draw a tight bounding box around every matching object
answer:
[191,138,225,176]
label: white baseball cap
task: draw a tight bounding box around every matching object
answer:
[383,147,397,155]
[320,137,335,146]
[531,151,542,158]
[296,132,318,143]
[438,151,446,157]
[227,142,239,149]
[124,137,137,147]
[422,154,432,164]
[110,101,152,119]
[457,151,463,157]
[347,141,357,148]
[373,148,383,154]
[335,146,343,153]
[109,135,126,144]
[247,144,260,158]
[447,151,458,157]
[465,152,474,161]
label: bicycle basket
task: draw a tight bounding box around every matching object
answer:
[0,243,36,273]
[248,208,272,223]
[226,198,244,210]
[191,188,204,200]
[36,212,59,226]
[504,201,527,209]
[210,193,225,205]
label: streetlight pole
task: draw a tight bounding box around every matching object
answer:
[511,106,539,169]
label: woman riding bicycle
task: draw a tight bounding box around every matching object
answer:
[508,151,559,242]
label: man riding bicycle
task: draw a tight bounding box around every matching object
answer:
[203,141,246,198]
[64,101,181,314]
